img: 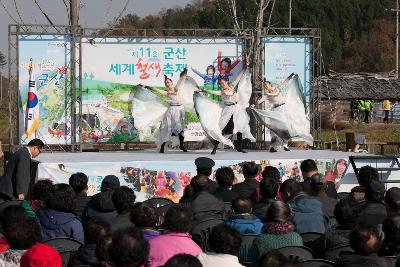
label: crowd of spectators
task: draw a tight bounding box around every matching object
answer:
[0,159,399,267]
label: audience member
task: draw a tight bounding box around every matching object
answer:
[335,225,392,267]
[68,218,111,266]
[197,224,243,267]
[349,165,379,202]
[253,167,280,221]
[21,179,54,217]
[95,234,112,263]
[212,167,238,202]
[108,226,149,267]
[309,173,338,218]
[224,197,263,235]
[105,186,135,232]
[69,172,91,216]
[195,157,218,192]
[300,159,337,198]
[20,243,62,267]
[185,175,225,225]
[232,162,260,198]
[130,202,160,240]
[83,175,120,222]
[325,199,357,250]
[385,187,400,216]
[37,183,84,243]
[0,205,29,253]
[280,179,328,234]
[147,205,202,267]
[378,215,400,256]
[257,250,298,267]
[0,217,41,266]
[252,201,302,260]
[163,254,203,267]
[356,179,387,227]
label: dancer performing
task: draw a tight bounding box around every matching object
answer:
[134,68,196,153]
[195,61,255,154]
[250,74,313,151]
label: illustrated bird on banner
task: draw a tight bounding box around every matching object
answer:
[25,58,40,139]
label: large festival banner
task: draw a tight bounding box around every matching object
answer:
[18,35,71,145]
[37,158,348,202]
[264,37,311,111]
[80,37,243,143]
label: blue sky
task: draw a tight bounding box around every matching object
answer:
[0,0,192,55]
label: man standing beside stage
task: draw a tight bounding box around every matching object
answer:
[0,139,44,200]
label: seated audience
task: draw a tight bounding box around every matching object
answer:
[309,173,338,218]
[69,172,91,216]
[37,183,84,243]
[83,175,120,222]
[95,234,112,263]
[68,218,111,266]
[105,186,135,232]
[108,226,149,267]
[0,217,41,266]
[21,179,54,217]
[335,225,392,267]
[252,201,303,260]
[257,250,299,267]
[356,179,387,227]
[0,205,29,253]
[224,197,263,235]
[185,175,225,226]
[147,205,202,267]
[253,167,280,221]
[325,199,357,250]
[20,243,62,267]
[300,159,337,198]
[195,157,218,192]
[385,187,400,216]
[197,224,243,267]
[212,166,238,202]
[378,215,400,256]
[163,254,202,267]
[130,202,161,240]
[232,162,260,198]
[280,179,328,234]
[349,165,379,202]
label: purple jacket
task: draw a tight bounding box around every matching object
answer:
[147,232,202,267]
[37,208,84,243]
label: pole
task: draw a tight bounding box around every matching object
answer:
[70,0,78,151]
[289,0,292,32]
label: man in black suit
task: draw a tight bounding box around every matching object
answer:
[0,139,44,200]
[232,161,260,198]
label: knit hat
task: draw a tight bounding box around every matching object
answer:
[102,175,120,190]
[20,243,62,267]
[310,173,326,185]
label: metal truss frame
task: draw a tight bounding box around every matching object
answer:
[8,24,321,151]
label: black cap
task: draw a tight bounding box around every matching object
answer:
[195,157,215,169]
[102,175,120,190]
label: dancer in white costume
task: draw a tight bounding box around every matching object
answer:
[140,68,189,153]
[257,80,290,152]
[197,62,255,154]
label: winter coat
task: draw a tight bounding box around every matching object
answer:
[74,193,91,217]
[187,191,225,226]
[0,249,26,267]
[288,193,328,234]
[232,179,259,199]
[68,244,97,266]
[334,252,392,267]
[82,191,118,223]
[141,229,161,241]
[197,253,245,267]
[104,213,134,232]
[37,209,84,243]
[224,214,263,235]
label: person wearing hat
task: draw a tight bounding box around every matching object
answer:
[20,243,62,267]
[82,175,120,223]
[195,157,218,192]
[309,173,338,218]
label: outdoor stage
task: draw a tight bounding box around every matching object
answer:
[36,149,355,202]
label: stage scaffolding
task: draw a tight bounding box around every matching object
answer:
[7,24,322,152]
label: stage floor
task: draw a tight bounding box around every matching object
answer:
[37,149,355,163]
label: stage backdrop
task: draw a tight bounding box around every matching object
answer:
[264,37,311,111]
[79,37,243,143]
[38,158,348,202]
[18,34,71,145]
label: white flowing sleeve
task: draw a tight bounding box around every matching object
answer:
[131,86,168,141]
[193,92,234,147]
[177,76,198,113]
